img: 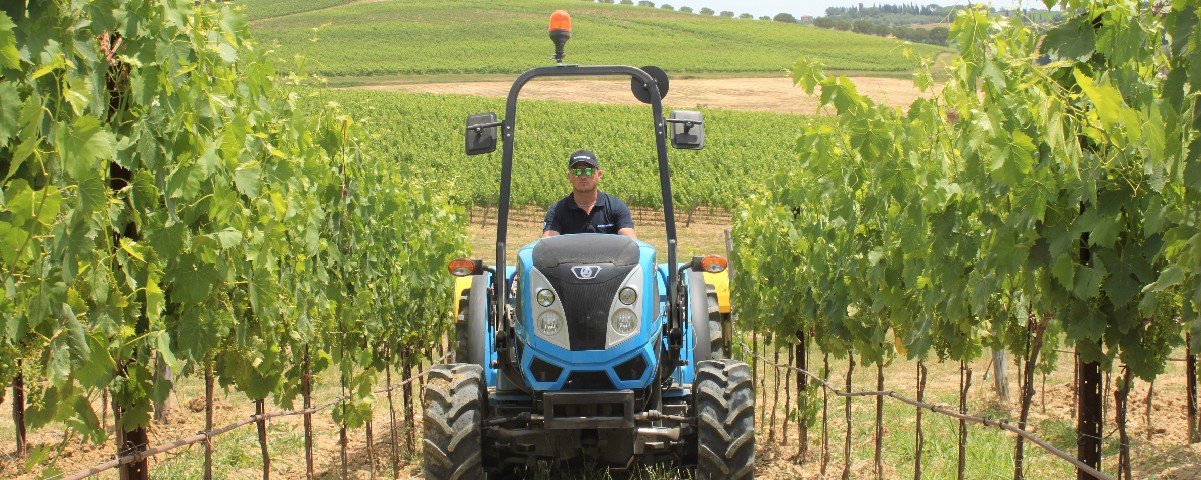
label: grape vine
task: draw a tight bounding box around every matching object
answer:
[0,0,465,465]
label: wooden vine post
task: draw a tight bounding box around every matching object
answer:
[403,347,416,455]
[796,329,809,460]
[256,399,270,480]
[752,336,761,422]
[1078,354,1103,479]
[102,30,149,479]
[204,363,215,480]
[843,355,854,480]
[914,362,927,480]
[1114,367,1132,480]
[366,411,376,477]
[1014,315,1048,480]
[1144,380,1154,441]
[821,353,830,477]
[768,335,780,444]
[303,348,315,480]
[874,362,884,480]
[387,350,400,478]
[12,362,26,457]
[782,345,794,445]
[957,360,971,480]
[1188,333,1198,444]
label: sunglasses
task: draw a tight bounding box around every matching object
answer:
[570,167,596,177]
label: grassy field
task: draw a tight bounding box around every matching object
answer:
[309,88,799,209]
[242,0,950,77]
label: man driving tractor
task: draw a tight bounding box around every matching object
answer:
[542,149,637,238]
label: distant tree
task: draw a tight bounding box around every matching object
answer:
[832,20,852,30]
[597,0,615,3]
[852,19,874,33]
[928,26,949,45]
[637,0,654,7]
[620,0,634,4]
[872,23,892,36]
[679,6,692,13]
[661,4,674,10]
[813,17,832,28]
[759,15,771,20]
[739,13,753,19]
[719,10,734,18]
[699,7,714,15]
[773,12,796,23]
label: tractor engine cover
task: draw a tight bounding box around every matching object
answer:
[533,234,639,351]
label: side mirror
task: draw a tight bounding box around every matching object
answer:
[465,113,501,156]
[667,110,704,150]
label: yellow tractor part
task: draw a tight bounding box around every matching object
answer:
[703,270,731,314]
[453,276,473,319]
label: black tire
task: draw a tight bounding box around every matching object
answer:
[423,363,486,480]
[694,359,754,480]
[705,284,724,359]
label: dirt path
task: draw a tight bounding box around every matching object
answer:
[353,76,933,115]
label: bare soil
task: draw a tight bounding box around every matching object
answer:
[354,76,933,115]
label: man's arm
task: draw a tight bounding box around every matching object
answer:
[543,202,561,237]
[614,198,636,239]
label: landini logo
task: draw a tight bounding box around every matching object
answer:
[571,266,602,280]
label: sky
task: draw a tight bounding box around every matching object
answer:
[658,1,1042,19]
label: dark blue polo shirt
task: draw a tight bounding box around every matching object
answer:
[543,192,634,235]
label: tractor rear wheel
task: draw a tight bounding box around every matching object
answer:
[423,363,486,480]
[694,359,754,480]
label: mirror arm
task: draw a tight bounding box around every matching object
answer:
[466,120,505,133]
[664,117,703,133]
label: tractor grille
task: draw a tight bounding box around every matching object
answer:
[547,270,628,350]
[614,354,647,381]
[530,357,563,383]
[563,370,615,390]
[533,234,639,351]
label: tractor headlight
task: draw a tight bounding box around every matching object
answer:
[618,287,637,305]
[610,308,637,335]
[536,288,556,307]
[537,310,562,336]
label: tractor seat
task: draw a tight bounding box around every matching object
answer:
[533,234,639,269]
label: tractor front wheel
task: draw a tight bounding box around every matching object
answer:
[423,363,486,480]
[694,359,754,480]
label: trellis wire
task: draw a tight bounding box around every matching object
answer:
[738,343,1115,480]
[60,351,452,480]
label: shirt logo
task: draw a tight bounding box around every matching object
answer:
[571,266,603,280]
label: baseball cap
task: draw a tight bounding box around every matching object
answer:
[568,149,599,169]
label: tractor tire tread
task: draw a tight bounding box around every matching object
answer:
[423,363,485,480]
[694,359,754,480]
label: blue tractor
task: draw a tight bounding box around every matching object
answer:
[423,10,754,479]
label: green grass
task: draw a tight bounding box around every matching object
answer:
[242,0,950,77]
[310,88,800,210]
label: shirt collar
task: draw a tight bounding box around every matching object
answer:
[568,192,608,210]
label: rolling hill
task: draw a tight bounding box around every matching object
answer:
[240,0,951,77]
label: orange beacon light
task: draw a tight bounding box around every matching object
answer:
[549,10,572,63]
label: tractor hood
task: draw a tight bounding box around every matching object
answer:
[513,234,663,392]
[532,234,640,351]
[533,233,640,269]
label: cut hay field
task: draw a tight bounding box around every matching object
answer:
[242,0,950,77]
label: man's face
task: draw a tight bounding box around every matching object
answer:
[568,163,600,194]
